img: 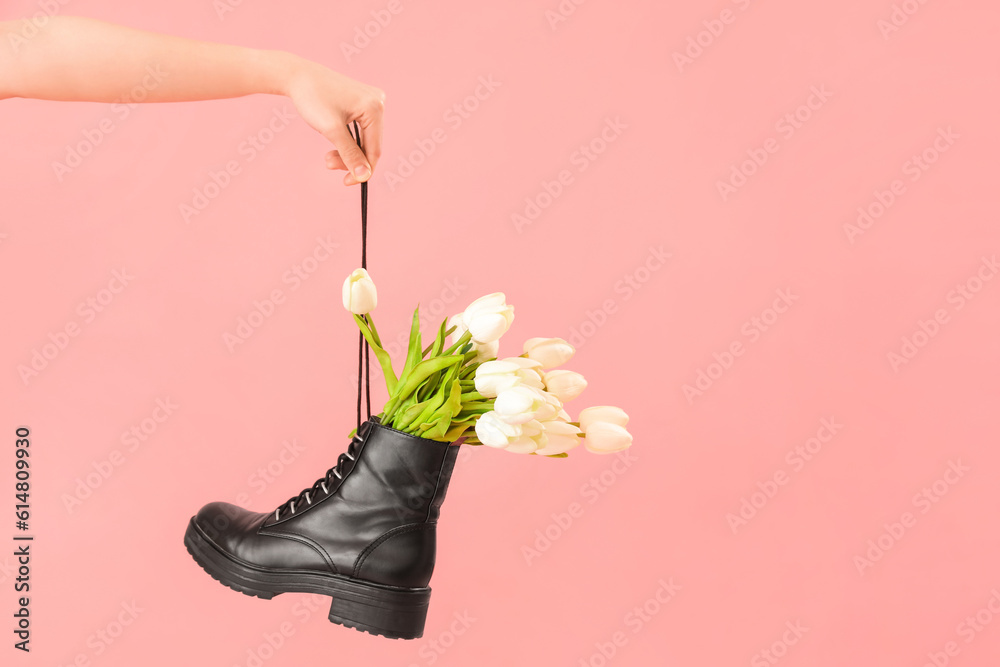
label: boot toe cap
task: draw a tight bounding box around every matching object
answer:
[192,501,267,555]
[192,501,333,572]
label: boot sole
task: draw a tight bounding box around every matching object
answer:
[183,517,431,639]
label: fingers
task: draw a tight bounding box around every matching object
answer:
[325,122,372,185]
[361,122,382,177]
[324,150,347,171]
[362,96,384,174]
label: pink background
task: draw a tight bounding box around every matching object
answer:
[3,1,999,665]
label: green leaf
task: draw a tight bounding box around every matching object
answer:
[420,414,451,440]
[454,405,494,420]
[411,386,448,428]
[390,392,422,429]
[398,305,423,387]
[430,319,451,358]
[443,421,472,441]
[441,329,472,357]
[395,394,436,430]
[353,314,397,395]
[416,370,442,402]
[393,355,462,405]
[434,378,463,421]
[365,312,385,349]
[413,361,462,425]
[422,320,456,358]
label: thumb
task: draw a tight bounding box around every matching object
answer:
[325,123,372,184]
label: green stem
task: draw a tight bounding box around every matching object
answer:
[440,329,473,357]
[365,313,384,349]
[353,314,397,395]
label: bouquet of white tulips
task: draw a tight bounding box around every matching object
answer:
[342,268,633,457]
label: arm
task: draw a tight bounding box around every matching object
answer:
[0,16,383,184]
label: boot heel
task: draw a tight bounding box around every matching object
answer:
[327,585,431,639]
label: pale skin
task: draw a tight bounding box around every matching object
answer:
[0,15,384,185]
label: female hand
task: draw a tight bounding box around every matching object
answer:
[0,16,386,187]
[283,56,385,186]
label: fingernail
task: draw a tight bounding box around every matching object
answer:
[354,165,371,181]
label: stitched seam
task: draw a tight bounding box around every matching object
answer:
[374,421,452,446]
[423,446,452,524]
[259,529,339,574]
[352,523,431,578]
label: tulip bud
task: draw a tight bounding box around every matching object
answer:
[504,419,546,454]
[446,313,467,347]
[472,338,500,363]
[534,420,582,456]
[583,422,632,454]
[504,356,545,389]
[534,389,562,422]
[542,369,588,402]
[474,360,523,398]
[494,385,548,425]
[462,292,515,344]
[474,411,522,448]
[523,337,575,369]
[579,406,629,432]
[342,268,377,315]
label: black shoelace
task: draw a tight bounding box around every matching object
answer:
[273,122,372,522]
[273,431,363,521]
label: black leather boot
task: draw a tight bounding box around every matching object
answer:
[183,416,462,639]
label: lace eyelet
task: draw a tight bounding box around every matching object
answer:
[274,509,281,521]
[334,470,343,480]
[321,482,329,494]
[289,501,296,514]
[304,492,312,505]
[346,452,355,461]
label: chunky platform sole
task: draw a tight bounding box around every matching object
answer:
[183,518,431,639]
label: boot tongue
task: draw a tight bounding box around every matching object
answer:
[359,416,378,438]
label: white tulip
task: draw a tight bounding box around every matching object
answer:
[474,413,546,453]
[474,360,523,398]
[504,436,539,454]
[494,385,549,425]
[542,369,588,402]
[472,338,500,363]
[523,337,575,369]
[579,406,630,432]
[583,422,633,454]
[342,268,377,315]
[448,313,500,362]
[504,419,547,454]
[504,356,545,389]
[463,292,515,344]
[474,411,522,448]
[533,420,582,456]
[534,389,562,422]
[445,313,467,347]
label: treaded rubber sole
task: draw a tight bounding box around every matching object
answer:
[183,517,431,639]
